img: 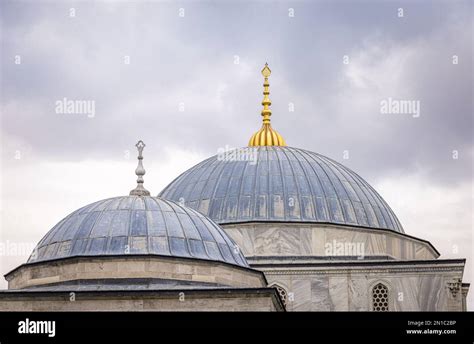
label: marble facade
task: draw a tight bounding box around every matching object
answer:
[223,223,438,260]
[222,222,468,311]
[253,259,467,311]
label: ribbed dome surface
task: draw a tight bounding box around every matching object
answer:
[159,146,403,232]
[28,196,248,267]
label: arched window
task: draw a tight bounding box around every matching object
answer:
[270,284,288,306]
[372,283,389,311]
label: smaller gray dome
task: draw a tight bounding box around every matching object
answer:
[28,196,248,267]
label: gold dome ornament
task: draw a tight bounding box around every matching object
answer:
[248,63,287,146]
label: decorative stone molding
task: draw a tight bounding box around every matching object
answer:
[269,283,288,306]
[255,262,465,276]
[446,278,462,298]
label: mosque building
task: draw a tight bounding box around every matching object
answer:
[0,64,469,311]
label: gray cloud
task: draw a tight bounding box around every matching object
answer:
[1,1,471,187]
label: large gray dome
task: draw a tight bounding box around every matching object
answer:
[159,146,404,233]
[28,196,248,267]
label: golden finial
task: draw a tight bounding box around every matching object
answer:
[248,63,286,146]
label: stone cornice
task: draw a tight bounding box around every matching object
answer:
[251,259,466,275]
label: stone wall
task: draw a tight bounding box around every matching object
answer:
[223,222,439,260]
[5,255,266,290]
[0,289,284,311]
[251,259,466,311]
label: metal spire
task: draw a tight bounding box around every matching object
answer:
[129,140,151,196]
[261,62,272,124]
[248,63,286,146]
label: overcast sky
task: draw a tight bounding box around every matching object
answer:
[1,0,472,308]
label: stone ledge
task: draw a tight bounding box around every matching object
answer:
[5,255,267,290]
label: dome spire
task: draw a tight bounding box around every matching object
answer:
[248,63,286,146]
[129,140,151,196]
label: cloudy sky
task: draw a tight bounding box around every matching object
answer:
[1,0,472,308]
